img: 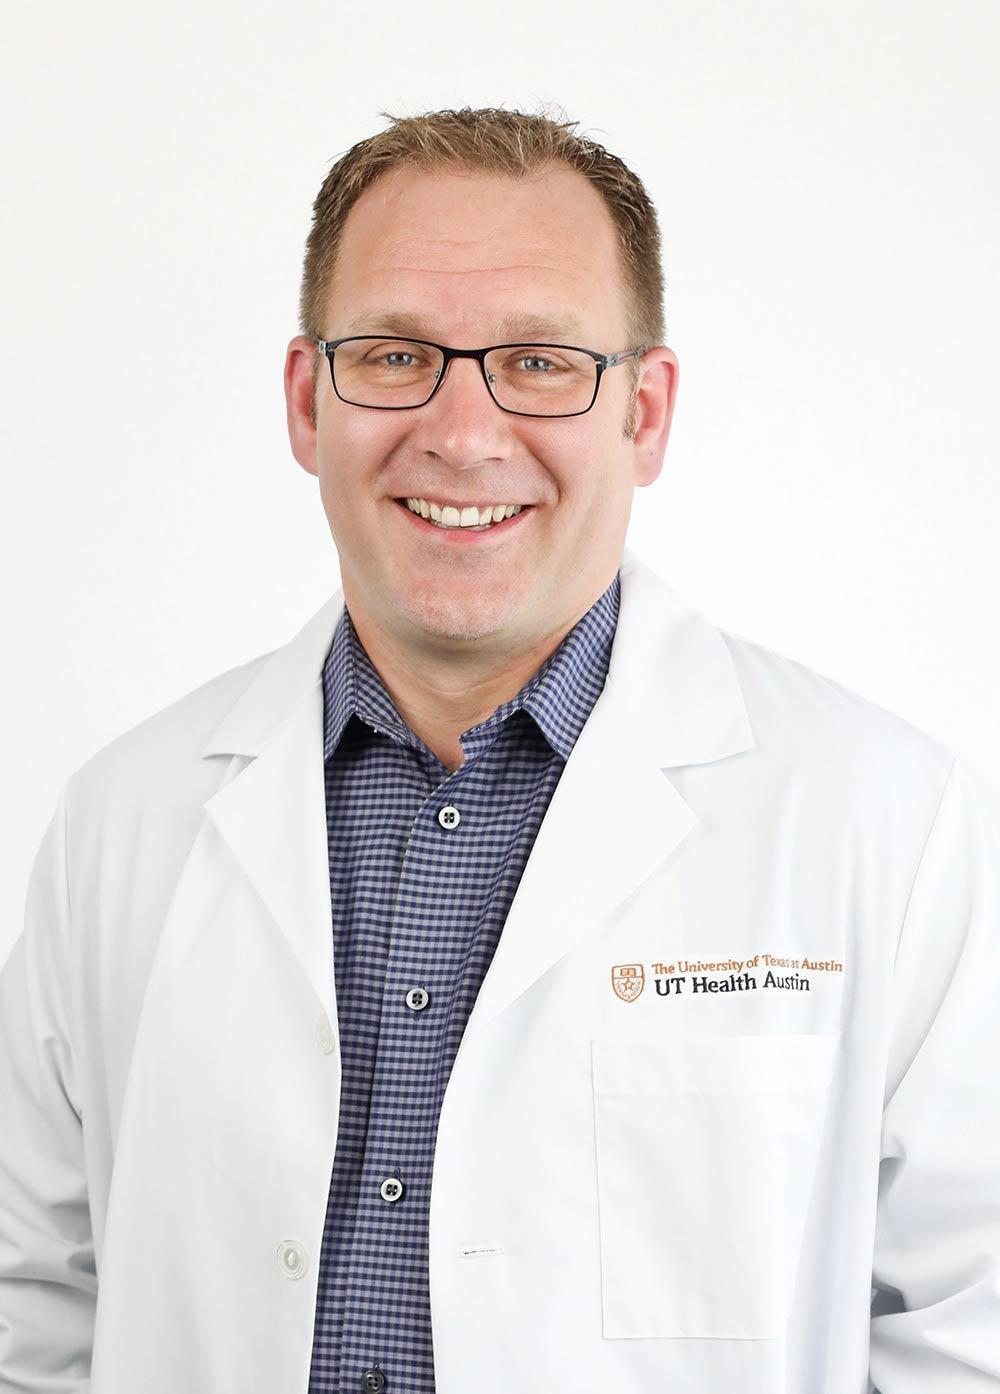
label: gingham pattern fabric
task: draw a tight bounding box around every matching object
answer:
[307,570,621,1394]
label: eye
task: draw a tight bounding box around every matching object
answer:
[518,354,556,373]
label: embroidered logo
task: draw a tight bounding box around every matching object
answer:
[609,953,845,1002]
[611,963,645,1003]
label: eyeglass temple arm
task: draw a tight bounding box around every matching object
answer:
[604,346,648,367]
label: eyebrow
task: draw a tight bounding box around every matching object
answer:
[341,309,590,343]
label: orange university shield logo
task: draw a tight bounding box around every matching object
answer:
[611,963,645,1003]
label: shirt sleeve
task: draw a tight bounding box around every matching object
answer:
[0,787,97,1392]
[869,754,1000,1391]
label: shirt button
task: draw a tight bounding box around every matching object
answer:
[276,1240,308,1280]
[315,1013,336,1054]
[405,987,430,1012]
[438,804,461,830]
[359,1368,387,1392]
[379,1176,405,1203]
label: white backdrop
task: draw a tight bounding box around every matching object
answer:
[3,0,998,963]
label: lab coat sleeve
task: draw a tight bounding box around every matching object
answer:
[869,754,1000,1391]
[0,788,97,1392]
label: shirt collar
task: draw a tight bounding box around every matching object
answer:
[322,570,621,765]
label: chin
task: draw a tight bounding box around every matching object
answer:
[394,583,520,643]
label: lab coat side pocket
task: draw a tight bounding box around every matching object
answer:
[591,1031,842,1340]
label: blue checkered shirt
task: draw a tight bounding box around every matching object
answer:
[307,570,621,1394]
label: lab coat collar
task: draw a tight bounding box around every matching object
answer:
[319,570,622,765]
[200,544,754,769]
[196,545,756,1032]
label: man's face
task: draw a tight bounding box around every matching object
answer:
[285,163,677,655]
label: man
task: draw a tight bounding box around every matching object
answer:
[1,105,998,1394]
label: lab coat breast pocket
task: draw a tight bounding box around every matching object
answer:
[591,1030,842,1340]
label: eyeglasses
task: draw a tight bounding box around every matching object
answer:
[312,335,648,419]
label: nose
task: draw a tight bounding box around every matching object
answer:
[410,353,515,468]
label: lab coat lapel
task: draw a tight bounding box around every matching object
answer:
[199,591,347,1019]
[456,547,757,1049]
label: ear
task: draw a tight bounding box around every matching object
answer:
[284,336,321,477]
[630,348,679,488]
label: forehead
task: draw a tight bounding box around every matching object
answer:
[326,163,626,342]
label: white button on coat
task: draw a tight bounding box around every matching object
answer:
[379,1177,404,1203]
[437,804,461,829]
[315,1013,336,1054]
[276,1241,307,1280]
[405,987,430,1011]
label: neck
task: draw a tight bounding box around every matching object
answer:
[343,589,589,773]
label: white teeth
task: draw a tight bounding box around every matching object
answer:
[404,498,525,530]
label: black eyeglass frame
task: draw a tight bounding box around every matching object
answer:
[312,335,649,419]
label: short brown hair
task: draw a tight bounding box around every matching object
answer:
[298,104,666,434]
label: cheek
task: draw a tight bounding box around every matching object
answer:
[573,456,632,539]
[523,423,597,499]
[316,416,404,497]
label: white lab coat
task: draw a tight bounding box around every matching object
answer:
[2,545,999,1394]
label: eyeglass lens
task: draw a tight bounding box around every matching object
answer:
[331,338,598,415]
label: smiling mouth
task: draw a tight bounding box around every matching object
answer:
[390,499,535,540]
[393,498,534,533]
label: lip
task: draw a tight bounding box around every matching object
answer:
[392,498,534,543]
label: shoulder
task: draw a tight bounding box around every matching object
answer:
[716,623,957,807]
[64,648,273,819]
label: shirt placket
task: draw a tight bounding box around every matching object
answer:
[337,752,479,1390]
